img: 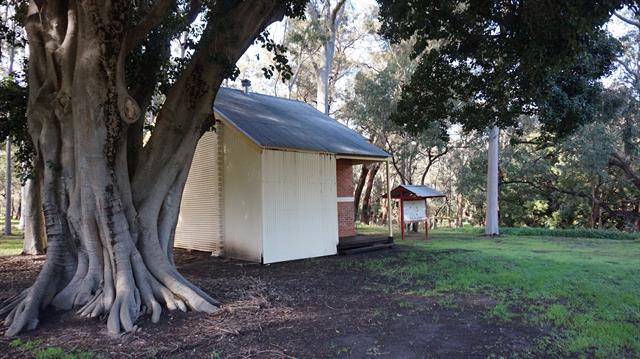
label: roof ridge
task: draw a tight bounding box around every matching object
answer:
[219,86,311,106]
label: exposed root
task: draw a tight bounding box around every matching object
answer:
[0,290,29,318]
[2,269,59,336]
[2,231,220,337]
[51,251,103,310]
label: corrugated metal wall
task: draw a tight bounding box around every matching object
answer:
[261,150,338,264]
[174,130,223,254]
[222,124,263,262]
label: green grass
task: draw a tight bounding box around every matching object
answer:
[0,218,23,256]
[356,222,640,240]
[10,339,95,359]
[351,224,640,358]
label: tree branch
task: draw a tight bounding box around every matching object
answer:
[330,0,346,29]
[614,11,640,29]
[133,0,288,206]
[609,151,640,190]
[126,0,176,53]
[614,58,639,83]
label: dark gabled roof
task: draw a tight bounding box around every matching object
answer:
[390,185,446,199]
[213,88,389,159]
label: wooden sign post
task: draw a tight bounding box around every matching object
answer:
[388,185,446,241]
[401,199,429,240]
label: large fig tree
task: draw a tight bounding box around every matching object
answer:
[0,0,305,336]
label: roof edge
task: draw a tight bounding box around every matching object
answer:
[214,108,263,147]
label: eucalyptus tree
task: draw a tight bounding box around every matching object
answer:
[0,0,307,336]
[307,0,346,114]
[343,41,449,223]
[282,0,364,111]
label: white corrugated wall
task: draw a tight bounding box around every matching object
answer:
[261,150,338,264]
[174,130,223,254]
[222,123,263,262]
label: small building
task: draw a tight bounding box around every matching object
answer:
[174,87,391,264]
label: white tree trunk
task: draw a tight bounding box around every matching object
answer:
[316,62,330,114]
[485,126,499,235]
[19,186,25,230]
[4,138,11,235]
[4,5,16,236]
[311,0,345,115]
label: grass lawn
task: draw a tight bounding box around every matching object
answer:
[353,223,640,358]
[0,219,24,256]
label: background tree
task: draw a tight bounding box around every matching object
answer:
[343,40,448,225]
[377,0,625,235]
[308,0,346,114]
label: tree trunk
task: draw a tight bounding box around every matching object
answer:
[485,126,499,236]
[353,165,368,220]
[455,193,463,227]
[5,138,12,235]
[311,0,346,115]
[19,187,25,230]
[380,198,388,225]
[360,163,380,225]
[1,0,287,337]
[15,190,21,222]
[21,169,46,255]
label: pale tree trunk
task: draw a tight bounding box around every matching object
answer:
[485,126,499,236]
[455,193,463,227]
[4,138,11,235]
[316,65,330,114]
[21,165,46,255]
[310,0,346,114]
[1,0,287,337]
[4,4,16,235]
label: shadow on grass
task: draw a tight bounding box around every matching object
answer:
[343,235,640,358]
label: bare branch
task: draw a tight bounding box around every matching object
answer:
[614,11,640,29]
[330,0,346,29]
[614,58,639,82]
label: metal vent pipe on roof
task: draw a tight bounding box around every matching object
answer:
[241,79,251,94]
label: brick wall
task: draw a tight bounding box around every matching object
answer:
[336,159,356,237]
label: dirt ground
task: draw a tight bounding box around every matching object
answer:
[0,247,544,358]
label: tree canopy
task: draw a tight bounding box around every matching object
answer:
[377,0,627,138]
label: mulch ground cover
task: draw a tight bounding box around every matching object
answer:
[0,248,543,358]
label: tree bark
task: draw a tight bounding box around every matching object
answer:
[455,193,463,227]
[485,126,499,236]
[1,0,288,337]
[353,165,368,220]
[21,168,46,255]
[4,138,12,235]
[310,0,346,114]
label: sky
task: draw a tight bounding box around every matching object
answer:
[234,2,636,101]
[603,13,635,87]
